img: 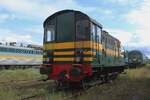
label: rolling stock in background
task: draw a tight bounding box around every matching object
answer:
[127,50,149,68]
[40,10,127,86]
[0,42,43,69]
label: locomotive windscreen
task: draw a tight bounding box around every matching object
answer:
[76,13,90,41]
[57,12,75,42]
[44,11,90,43]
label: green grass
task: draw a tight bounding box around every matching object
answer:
[0,68,44,100]
[0,68,66,100]
[0,65,150,100]
[79,65,150,100]
[0,87,18,100]
[0,69,42,82]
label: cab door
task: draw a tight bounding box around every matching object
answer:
[101,31,106,65]
[91,23,97,64]
[96,26,102,64]
[91,23,102,64]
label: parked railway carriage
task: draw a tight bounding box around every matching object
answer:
[128,50,147,67]
[0,44,42,69]
[40,10,126,83]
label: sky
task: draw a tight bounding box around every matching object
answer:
[0,0,150,58]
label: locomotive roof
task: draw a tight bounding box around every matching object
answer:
[44,9,103,28]
[102,30,120,43]
[129,50,142,54]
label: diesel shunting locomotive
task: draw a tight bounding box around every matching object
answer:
[40,10,126,86]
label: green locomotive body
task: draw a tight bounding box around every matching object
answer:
[40,10,126,83]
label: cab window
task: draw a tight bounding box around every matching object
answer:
[76,13,90,41]
[97,26,102,43]
[91,23,96,41]
[76,20,90,40]
[44,17,56,42]
[46,26,55,42]
[56,12,75,42]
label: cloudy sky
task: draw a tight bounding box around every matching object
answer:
[0,0,150,58]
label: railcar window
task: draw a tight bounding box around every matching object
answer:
[91,23,96,41]
[0,47,3,52]
[75,13,90,41]
[76,20,90,40]
[46,26,55,42]
[27,50,29,54]
[97,26,101,43]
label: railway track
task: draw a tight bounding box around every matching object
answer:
[19,80,56,100]
[0,74,115,100]
[1,78,54,90]
[0,65,41,70]
[0,77,43,84]
[0,77,55,100]
[20,79,114,100]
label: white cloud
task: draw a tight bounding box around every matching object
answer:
[126,0,150,28]
[0,0,98,20]
[125,0,150,47]
[0,0,112,43]
[106,29,133,46]
[0,28,39,44]
[107,28,150,57]
[0,13,16,23]
[24,25,43,35]
[108,28,149,48]
[105,0,140,5]
[108,0,150,57]
[0,0,53,19]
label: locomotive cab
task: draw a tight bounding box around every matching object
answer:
[41,10,96,81]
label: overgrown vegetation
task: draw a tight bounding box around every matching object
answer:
[0,65,150,100]
[79,64,150,100]
[0,69,42,82]
[0,69,44,100]
[0,69,63,100]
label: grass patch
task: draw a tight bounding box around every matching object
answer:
[0,86,20,100]
[0,68,65,100]
[0,68,45,100]
[0,65,150,100]
[0,69,42,82]
[79,65,150,100]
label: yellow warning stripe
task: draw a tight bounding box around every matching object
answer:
[44,41,119,57]
[54,58,74,61]
[54,51,74,55]
[0,56,42,60]
[44,57,93,62]
[83,57,93,61]
[44,41,93,50]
